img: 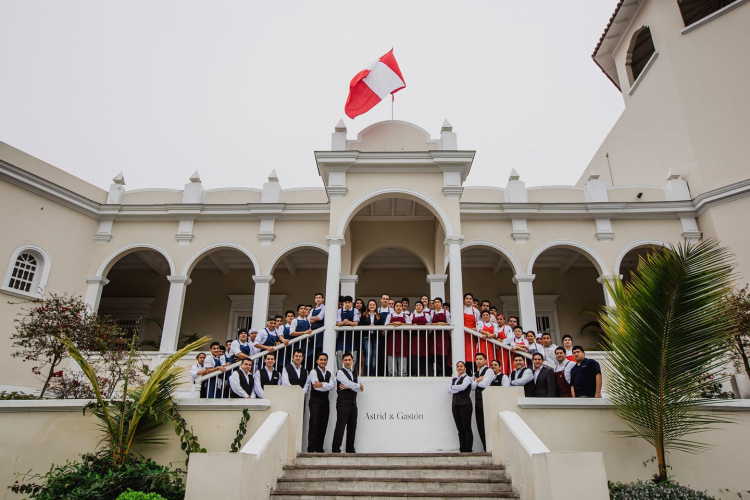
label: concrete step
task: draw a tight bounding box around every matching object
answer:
[295,452,493,467]
[281,464,507,481]
[276,477,513,493]
[270,492,518,500]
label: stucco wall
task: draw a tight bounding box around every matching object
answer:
[580,1,750,195]
[0,182,99,387]
[0,386,305,500]
[483,389,750,500]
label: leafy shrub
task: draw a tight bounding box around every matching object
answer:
[0,391,37,400]
[609,481,716,500]
[10,450,185,500]
[116,490,167,500]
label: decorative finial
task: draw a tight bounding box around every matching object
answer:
[335,119,347,132]
[189,170,201,183]
[587,168,600,181]
[268,169,279,182]
[113,172,125,185]
[509,168,520,181]
[441,119,453,132]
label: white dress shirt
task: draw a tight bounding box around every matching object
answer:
[229,340,252,358]
[309,367,336,393]
[281,364,310,394]
[447,374,472,394]
[410,311,432,324]
[309,306,325,323]
[555,359,574,384]
[541,343,558,361]
[203,354,224,369]
[253,367,278,399]
[189,363,203,384]
[255,328,276,347]
[471,366,494,391]
[229,369,255,399]
[336,368,362,392]
[510,368,534,386]
[463,306,481,325]
[476,320,498,337]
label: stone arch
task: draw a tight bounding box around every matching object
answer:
[265,242,329,275]
[443,240,522,276]
[614,239,669,275]
[335,187,454,238]
[353,244,433,276]
[97,243,176,277]
[182,242,260,276]
[526,240,608,276]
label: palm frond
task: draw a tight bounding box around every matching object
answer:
[123,336,211,453]
[61,337,117,450]
[600,240,737,468]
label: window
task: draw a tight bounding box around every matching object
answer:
[626,27,656,86]
[9,253,38,293]
[678,0,741,27]
[2,245,51,300]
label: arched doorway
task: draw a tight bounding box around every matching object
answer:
[268,245,328,320]
[529,246,607,349]
[99,249,172,349]
[356,246,430,302]
[181,248,258,345]
[617,242,667,286]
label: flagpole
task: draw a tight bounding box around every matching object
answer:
[391,96,394,120]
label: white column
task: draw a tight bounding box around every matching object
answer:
[597,274,622,308]
[84,276,109,313]
[250,275,275,332]
[324,236,344,366]
[339,275,358,299]
[446,236,465,373]
[426,274,448,300]
[160,276,192,352]
[513,274,536,333]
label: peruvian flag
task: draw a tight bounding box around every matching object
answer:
[345,49,406,119]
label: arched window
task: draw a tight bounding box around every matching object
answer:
[626,27,656,86]
[9,253,38,293]
[678,0,740,27]
[2,245,51,299]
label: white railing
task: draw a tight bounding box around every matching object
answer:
[335,325,454,378]
[193,326,325,399]
[464,327,556,370]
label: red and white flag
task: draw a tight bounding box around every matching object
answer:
[345,49,406,119]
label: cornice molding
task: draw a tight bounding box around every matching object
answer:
[2,157,748,225]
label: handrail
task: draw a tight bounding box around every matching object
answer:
[194,326,325,389]
[464,326,556,368]
[335,325,453,330]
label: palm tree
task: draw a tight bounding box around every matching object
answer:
[599,240,737,482]
[64,334,210,465]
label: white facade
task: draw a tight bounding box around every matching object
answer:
[1,0,749,391]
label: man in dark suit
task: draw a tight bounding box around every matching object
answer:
[531,353,557,397]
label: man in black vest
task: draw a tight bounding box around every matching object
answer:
[254,351,280,399]
[332,351,363,453]
[281,349,309,394]
[509,354,535,397]
[448,360,473,452]
[308,352,335,453]
[531,352,558,397]
[229,359,256,398]
[471,353,493,451]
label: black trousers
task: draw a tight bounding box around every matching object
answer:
[475,398,486,451]
[410,356,427,376]
[429,355,451,377]
[307,398,329,452]
[332,400,357,453]
[452,403,473,452]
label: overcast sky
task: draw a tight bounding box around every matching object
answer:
[0,1,623,192]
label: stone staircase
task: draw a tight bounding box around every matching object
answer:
[271,452,517,500]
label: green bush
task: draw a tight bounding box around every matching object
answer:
[609,481,715,500]
[10,450,185,500]
[116,490,167,500]
[0,391,37,400]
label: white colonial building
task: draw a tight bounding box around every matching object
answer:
[1,0,750,392]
